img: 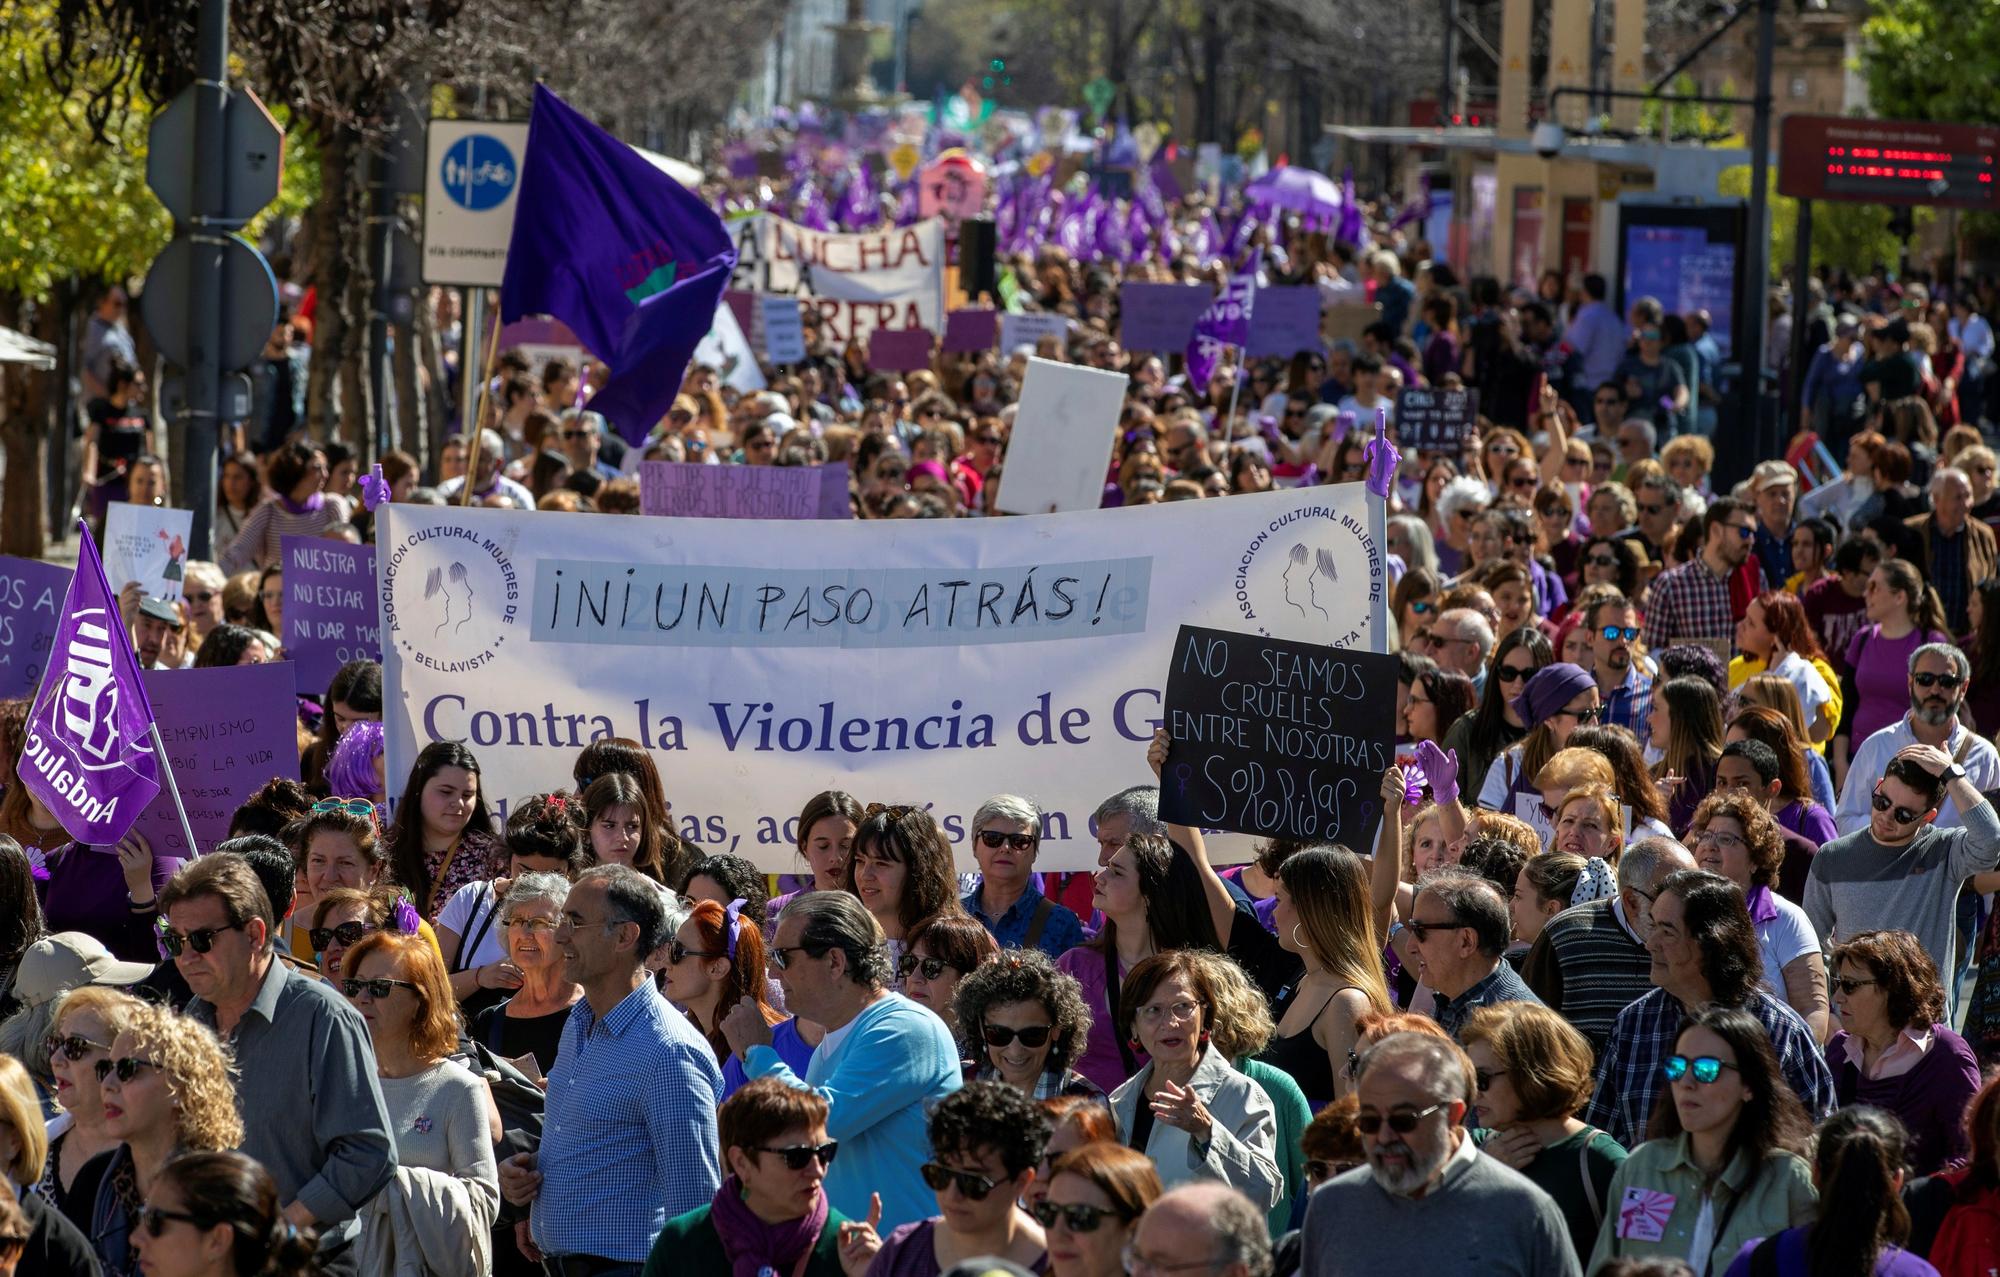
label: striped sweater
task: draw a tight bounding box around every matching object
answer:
[1518,898,1654,1055]
[220,493,354,573]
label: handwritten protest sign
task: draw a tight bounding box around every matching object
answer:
[639,461,853,520]
[1244,286,1325,357]
[1396,387,1481,454]
[1118,283,1213,352]
[0,556,72,700]
[1158,624,1397,844]
[132,661,299,858]
[995,357,1125,515]
[999,312,1072,354]
[104,502,193,602]
[733,215,946,347]
[282,536,381,692]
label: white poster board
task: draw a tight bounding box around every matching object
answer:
[759,295,807,364]
[103,502,194,602]
[999,312,1073,354]
[422,120,530,287]
[995,357,1126,516]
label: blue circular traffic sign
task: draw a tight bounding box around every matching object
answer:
[440,134,517,211]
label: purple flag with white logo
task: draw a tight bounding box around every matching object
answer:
[1185,272,1255,391]
[18,522,161,846]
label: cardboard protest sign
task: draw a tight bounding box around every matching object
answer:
[282,536,381,693]
[1244,286,1325,357]
[639,461,853,520]
[942,309,999,353]
[995,357,1125,515]
[999,312,1071,354]
[132,661,299,858]
[1159,624,1397,844]
[868,327,935,372]
[759,294,807,364]
[744,215,946,348]
[1395,387,1480,454]
[0,556,72,699]
[1118,282,1212,352]
[104,502,193,602]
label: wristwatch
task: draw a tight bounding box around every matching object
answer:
[1945,761,1968,782]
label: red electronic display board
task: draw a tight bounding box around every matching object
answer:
[1780,115,2000,210]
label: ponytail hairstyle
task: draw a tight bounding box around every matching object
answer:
[157,1150,319,1277]
[1877,557,1950,640]
[1806,1106,1911,1277]
[504,792,590,877]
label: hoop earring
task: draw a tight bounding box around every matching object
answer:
[1291,923,1306,950]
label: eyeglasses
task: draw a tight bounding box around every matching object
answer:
[158,920,246,956]
[505,916,557,935]
[93,1056,163,1084]
[1872,790,1927,825]
[1594,396,1622,407]
[45,1033,111,1061]
[921,1162,1001,1200]
[1136,999,1200,1025]
[897,953,962,982]
[756,1141,839,1170]
[1726,523,1756,540]
[1123,1245,1234,1276]
[1474,1068,1508,1092]
[983,1023,1053,1049]
[1638,502,1666,516]
[341,977,421,999]
[1494,663,1536,685]
[559,429,596,441]
[259,588,284,602]
[1662,1054,1738,1084]
[184,591,217,604]
[1032,1201,1123,1232]
[312,797,376,818]
[309,921,377,951]
[1913,671,1965,689]
[1599,625,1640,642]
[137,1205,204,1238]
[1693,830,1746,852]
[1405,917,1467,942]
[977,829,1036,852]
[669,940,724,966]
[1355,1101,1449,1135]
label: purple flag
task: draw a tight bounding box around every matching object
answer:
[19,523,161,846]
[499,85,737,446]
[1185,273,1255,391]
[1339,167,1364,245]
[1392,174,1433,232]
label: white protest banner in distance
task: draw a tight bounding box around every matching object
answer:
[996,357,1125,515]
[377,488,1388,870]
[757,216,945,347]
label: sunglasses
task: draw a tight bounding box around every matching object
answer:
[1662,1054,1737,1084]
[1727,523,1756,540]
[1409,600,1434,615]
[1832,975,1880,996]
[921,1162,1001,1200]
[158,920,246,956]
[1031,1201,1122,1232]
[1510,476,1538,489]
[1913,671,1964,690]
[757,1141,839,1171]
[341,977,421,999]
[1585,554,1620,568]
[45,1033,111,1062]
[768,945,819,971]
[1494,663,1536,685]
[313,797,376,818]
[309,921,376,952]
[1404,917,1467,942]
[982,1023,1053,1049]
[1599,625,1640,642]
[1355,1101,1448,1135]
[93,1056,163,1084]
[1872,790,1927,825]
[559,429,596,441]
[137,1205,204,1238]
[669,940,724,966]
[1638,502,1666,516]
[977,829,1035,852]
[1557,705,1603,723]
[184,591,217,604]
[897,953,961,982]
[1474,1068,1508,1092]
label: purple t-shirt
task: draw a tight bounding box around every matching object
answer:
[1056,945,1146,1095]
[1845,625,1950,745]
[866,1218,1047,1277]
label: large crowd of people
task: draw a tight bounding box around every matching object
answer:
[20,177,2000,1277]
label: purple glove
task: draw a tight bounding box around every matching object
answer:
[1364,407,1400,500]
[1332,411,1357,447]
[1401,758,1427,806]
[1414,740,1460,807]
[358,463,391,512]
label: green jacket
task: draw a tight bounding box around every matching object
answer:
[1586,1135,1814,1276]
[642,1201,851,1277]
[1238,1056,1312,1234]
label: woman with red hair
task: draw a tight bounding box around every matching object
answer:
[1734,590,1838,747]
[663,898,785,1097]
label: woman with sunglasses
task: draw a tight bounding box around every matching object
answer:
[61,1003,243,1277]
[1105,952,1282,1210]
[384,740,501,924]
[1826,930,1979,1176]
[466,873,582,1078]
[38,987,144,1211]
[953,951,1099,1100]
[1460,1002,1627,1266]
[307,884,425,983]
[340,930,500,1275]
[848,806,960,981]
[1440,627,1553,812]
[1037,1142,1161,1277]
[438,792,587,1014]
[1467,661,1600,820]
[128,1150,317,1277]
[901,913,997,1047]
[1587,1005,1815,1276]
[666,899,784,1089]
[1686,793,1828,1041]
[769,791,865,925]
[1403,666,1477,751]
[1650,676,1727,834]
[1392,567,1443,655]
[642,1078,849,1277]
[838,1081,1049,1277]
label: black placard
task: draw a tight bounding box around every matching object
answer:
[1158,624,1397,844]
[1395,386,1479,455]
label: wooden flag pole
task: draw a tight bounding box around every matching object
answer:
[460,299,504,507]
[147,720,200,858]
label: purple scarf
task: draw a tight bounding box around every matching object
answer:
[277,489,324,516]
[710,1175,827,1277]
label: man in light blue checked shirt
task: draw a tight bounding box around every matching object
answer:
[500,865,723,1277]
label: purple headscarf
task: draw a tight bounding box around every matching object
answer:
[1510,662,1596,729]
[325,720,387,800]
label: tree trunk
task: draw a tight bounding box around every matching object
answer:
[393,311,423,458]
[0,293,51,559]
[304,118,377,450]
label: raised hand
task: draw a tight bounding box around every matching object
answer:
[837,1194,883,1277]
[1413,740,1459,806]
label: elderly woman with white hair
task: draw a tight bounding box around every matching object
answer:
[964,794,1085,959]
[467,872,582,1076]
[178,561,228,647]
[1434,475,1492,578]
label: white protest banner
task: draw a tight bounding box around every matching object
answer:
[998,312,1072,354]
[994,357,1126,515]
[104,502,193,602]
[759,294,807,364]
[378,487,1388,869]
[761,216,945,346]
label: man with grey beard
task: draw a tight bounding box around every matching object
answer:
[1298,1033,1577,1276]
[1834,642,2000,834]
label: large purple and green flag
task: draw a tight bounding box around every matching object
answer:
[500,84,737,446]
[19,522,160,845]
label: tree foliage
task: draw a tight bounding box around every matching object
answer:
[1720,162,1934,280]
[1862,0,2000,126]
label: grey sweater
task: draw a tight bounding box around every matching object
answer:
[1804,795,2000,1016]
[1299,1139,1580,1277]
